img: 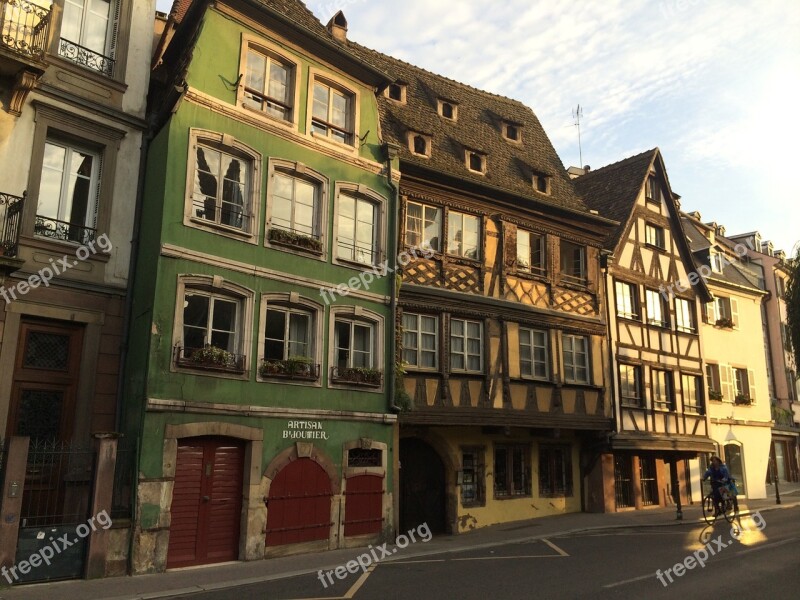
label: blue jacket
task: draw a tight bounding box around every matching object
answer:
[703,464,731,485]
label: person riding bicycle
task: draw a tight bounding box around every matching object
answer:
[702,455,731,515]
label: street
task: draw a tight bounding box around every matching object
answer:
[169,506,800,600]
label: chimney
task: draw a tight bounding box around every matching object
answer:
[567,166,585,179]
[327,10,348,42]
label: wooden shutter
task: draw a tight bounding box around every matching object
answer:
[730,298,739,328]
[720,365,732,401]
[704,301,716,323]
[747,369,756,402]
[108,0,122,62]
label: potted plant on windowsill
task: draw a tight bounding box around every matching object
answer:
[709,390,724,401]
[268,227,322,253]
[259,356,316,379]
[735,393,752,406]
[334,367,383,386]
[715,317,735,329]
[191,344,235,368]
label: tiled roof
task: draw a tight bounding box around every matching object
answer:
[170,0,194,23]
[345,43,593,215]
[573,149,657,249]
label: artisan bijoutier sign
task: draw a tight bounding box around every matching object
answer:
[282,420,329,440]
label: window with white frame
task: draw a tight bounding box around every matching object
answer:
[517,231,545,274]
[447,211,480,259]
[652,369,673,410]
[711,252,724,273]
[191,143,250,231]
[682,374,703,413]
[36,138,100,244]
[450,318,482,372]
[337,193,378,264]
[311,79,354,144]
[560,240,586,285]
[264,306,312,360]
[562,334,589,384]
[519,327,548,379]
[334,319,374,369]
[619,364,642,406]
[733,367,752,403]
[405,201,441,251]
[615,281,638,319]
[646,289,669,327]
[270,171,319,239]
[402,313,437,369]
[675,297,695,332]
[243,47,293,121]
[706,364,722,400]
[60,0,117,74]
[645,223,665,249]
[181,290,242,365]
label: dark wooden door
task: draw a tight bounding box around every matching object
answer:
[344,474,384,537]
[167,437,244,569]
[265,458,333,546]
[400,438,445,533]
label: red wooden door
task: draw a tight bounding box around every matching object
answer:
[265,458,332,546]
[167,437,244,568]
[344,474,384,537]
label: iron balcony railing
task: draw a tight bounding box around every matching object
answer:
[58,37,114,76]
[1,191,24,257]
[0,0,51,60]
[34,214,96,245]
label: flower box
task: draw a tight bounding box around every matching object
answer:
[259,357,319,381]
[331,366,383,387]
[268,227,322,253]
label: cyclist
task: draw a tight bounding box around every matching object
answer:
[702,455,731,515]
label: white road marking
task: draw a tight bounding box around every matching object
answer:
[542,538,570,556]
[603,572,658,588]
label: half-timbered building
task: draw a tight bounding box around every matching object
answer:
[574,149,715,511]
[348,44,618,532]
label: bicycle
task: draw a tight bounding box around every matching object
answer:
[702,478,739,525]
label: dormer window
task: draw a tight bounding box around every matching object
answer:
[408,131,431,157]
[646,175,660,204]
[532,173,550,195]
[503,122,522,143]
[386,82,406,103]
[466,150,485,174]
[438,99,457,121]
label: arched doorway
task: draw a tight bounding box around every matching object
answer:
[265,458,333,546]
[400,438,446,533]
[167,437,245,568]
[724,443,746,496]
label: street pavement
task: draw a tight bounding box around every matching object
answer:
[1,487,798,600]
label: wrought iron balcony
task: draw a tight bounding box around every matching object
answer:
[58,38,113,77]
[34,214,96,245]
[1,192,24,258]
[0,0,51,63]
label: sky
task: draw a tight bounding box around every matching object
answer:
[156,0,800,254]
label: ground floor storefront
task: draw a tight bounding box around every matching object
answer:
[131,410,396,574]
[704,422,771,501]
[398,426,586,534]
[770,430,800,484]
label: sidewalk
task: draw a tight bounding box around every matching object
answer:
[2,487,798,600]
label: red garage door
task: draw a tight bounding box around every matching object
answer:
[167,437,244,569]
[344,474,384,537]
[265,458,332,546]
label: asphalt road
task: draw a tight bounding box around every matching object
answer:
[173,506,800,600]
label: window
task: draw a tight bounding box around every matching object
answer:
[516,231,545,274]
[532,174,550,195]
[675,298,695,333]
[505,124,519,141]
[646,289,669,327]
[405,202,441,251]
[711,252,724,273]
[776,276,786,299]
[560,240,586,285]
[645,175,660,204]
[447,211,480,259]
[562,334,589,384]
[60,0,116,74]
[494,444,530,498]
[519,328,548,379]
[191,144,250,231]
[243,48,293,120]
[733,367,753,404]
[413,135,427,155]
[387,82,406,103]
[402,313,438,369]
[645,223,665,249]
[539,446,573,497]
[337,193,378,264]
[407,132,431,157]
[264,307,312,360]
[461,448,485,506]
[652,369,673,410]
[36,139,100,244]
[270,171,319,239]
[706,296,737,327]
[450,318,482,372]
[466,151,486,174]
[682,374,703,414]
[311,80,353,144]
[619,364,642,407]
[347,448,382,468]
[438,100,457,120]
[615,281,638,319]
[334,319,374,369]
[706,364,722,400]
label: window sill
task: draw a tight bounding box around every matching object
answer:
[266,228,324,255]
[21,234,111,263]
[493,494,532,501]
[444,253,481,265]
[517,375,552,383]
[646,320,671,330]
[240,102,296,129]
[187,217,256,243]
[309,131,358,155]
[621,400,644,408]
[676,327,698,335]
[330,367,383,388]
[539,493,574,499]
[49,53,128,92]
[617,313,641,323]
[334,256,384,272]
[558,277,590,292]
[512,269,549,283]
[450,370,485,377]
[645,243,667,253]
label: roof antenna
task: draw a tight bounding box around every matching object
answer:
[572,104,584,167]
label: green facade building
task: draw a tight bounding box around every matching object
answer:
[124,0,397,573]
